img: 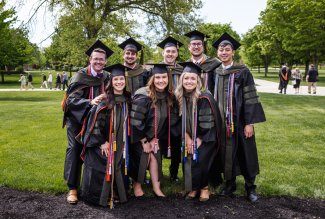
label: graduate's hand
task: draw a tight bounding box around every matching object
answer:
[100,141,109,157]
[90,94,106,105]
[142,142,152,153]
[197,138,202,148]
[185,133,193,154]
[244,125,254,138]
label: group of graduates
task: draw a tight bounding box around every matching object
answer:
[62,30,266,208]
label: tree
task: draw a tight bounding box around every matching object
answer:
[0,1,35,82]
[260,0,325,74]
[38,0,202,68]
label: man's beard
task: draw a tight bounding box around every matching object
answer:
[125,59,136,66]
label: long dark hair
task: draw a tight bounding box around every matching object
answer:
[104,76,131,109]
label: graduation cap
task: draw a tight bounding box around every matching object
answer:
[184,30,209,42]
[118,37,145,64]
[146,63,171,75]
[212,32,241,50]
[179,62,205,75]
[118,37,143,52]
[104,64,131,77]
[157,36,183,49]
[85,39,114,57]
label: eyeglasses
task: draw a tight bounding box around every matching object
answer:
[190,42,203,47]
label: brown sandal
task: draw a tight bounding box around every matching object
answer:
[185,190,198,200]
[67,189,78,204]
[199,187,209,202]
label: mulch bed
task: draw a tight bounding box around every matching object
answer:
[1,187,324,218]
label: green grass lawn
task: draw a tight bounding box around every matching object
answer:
[0,92,324,198]
[251,68,325,87]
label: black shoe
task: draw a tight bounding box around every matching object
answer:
[247,189,258,203]
[219,184,236,196]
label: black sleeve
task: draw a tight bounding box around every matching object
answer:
[66,84,91,124]
[242,69,266,124]
[197,95,217,143]
[130,95,150,143]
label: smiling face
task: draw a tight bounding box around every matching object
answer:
[112,76,126,95]
[188,40,204,58]
[123,49,138,66]
[217,44,235,66]
[162,46,178,65]
[182,72,198,92]
[89,51,107,73]
[153,73,169,92]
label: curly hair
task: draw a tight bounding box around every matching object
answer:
[104,76,131,109]
[174,73,202,115]
[146,73,174,108]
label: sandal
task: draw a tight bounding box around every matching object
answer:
[67,189,78,204]
[185,190,198,200]
[199,187,209,202]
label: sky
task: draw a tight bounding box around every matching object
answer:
[8,0,268,48]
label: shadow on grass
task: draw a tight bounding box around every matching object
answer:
[0,97,50,102]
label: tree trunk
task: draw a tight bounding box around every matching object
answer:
[264,56,268,77]
[1,72,4,83]
[304,60,309,80]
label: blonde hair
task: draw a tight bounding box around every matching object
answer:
[147,74,174,108]
[175,72,202,115]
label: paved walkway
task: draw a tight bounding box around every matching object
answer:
[255,79,325,96]
[1,79,324,96]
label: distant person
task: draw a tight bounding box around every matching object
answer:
[40,73,48,89]
[278,64,289,94]
[27,72,34,90]
[18,74,27,90]
[55,73,62,90]
[48,73,53,90]
[292,68,302,94]
[62,71,69,91]
[307,64,318,94]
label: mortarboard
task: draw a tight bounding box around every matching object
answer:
[104,63,131,77]
[184,30,209,42]
[157,36,183,49]
[179,62,205,75]
[118,37,143,52]
[146,63,171,75]
[85,39,114,57]
[212,32,241,50]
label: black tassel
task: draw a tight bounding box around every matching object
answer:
[140,46,144,65]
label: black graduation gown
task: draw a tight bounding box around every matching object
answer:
[63,67,109,188]
[129,87,171,183]
[278,67,289,90]
[214,64,266,181]
[182,92,218,191]
[80,95,130,206]
[127,64,151,95]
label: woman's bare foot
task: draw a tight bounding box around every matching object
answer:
[133,182,144,197]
